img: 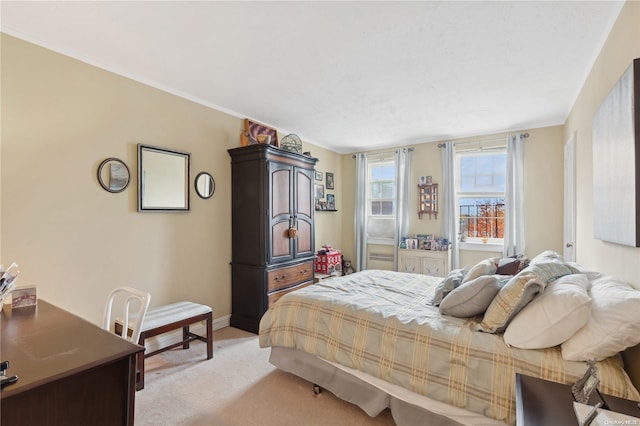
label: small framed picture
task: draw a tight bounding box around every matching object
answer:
[315,171,323,181]
[244,118,278,147]
[326,172,335,189]
[571,360,600,404]
[12,286,37,309]
[327,194,335,210]
[315,183,324,200]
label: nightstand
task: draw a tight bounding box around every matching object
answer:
[515,374,640,426]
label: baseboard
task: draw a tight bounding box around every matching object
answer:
[143,314,230,354]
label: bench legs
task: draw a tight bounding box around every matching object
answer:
[136,311,213,391]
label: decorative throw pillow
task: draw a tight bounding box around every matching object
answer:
[476,271,546,333]
[461,257,499,284]
[496,256,529,275]
[525,260,578,284]
[529,250,564,265]
[561,276,640,361]
[504,274,592,349]
[431,268,467,306]
[439,275,511,318]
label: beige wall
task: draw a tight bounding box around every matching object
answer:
[301,143,344,252]
[0,34,342,324]
[564,1,640,282]
[339,126,565,269]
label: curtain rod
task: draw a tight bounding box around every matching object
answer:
[351,147,414,159]
[437,133,529,148]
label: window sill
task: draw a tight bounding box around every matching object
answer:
[459,241,503,253]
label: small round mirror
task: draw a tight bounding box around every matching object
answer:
[97,158,130,193]
[195,172,215,199]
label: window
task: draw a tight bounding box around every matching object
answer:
[457,150,506,244]
[366,158,396,241]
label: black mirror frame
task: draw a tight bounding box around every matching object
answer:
[137,144,191,212]
[97,158,130,193]
[194,172,215,199]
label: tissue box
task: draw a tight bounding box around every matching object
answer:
[315,250,342,274]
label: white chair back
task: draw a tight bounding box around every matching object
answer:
[103,286,151,343]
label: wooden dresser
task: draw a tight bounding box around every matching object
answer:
[228,144,318,333]
[397,248,451,277]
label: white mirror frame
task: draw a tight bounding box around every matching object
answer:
[137,144,190,212]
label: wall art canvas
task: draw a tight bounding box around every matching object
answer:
[593,58,640,246]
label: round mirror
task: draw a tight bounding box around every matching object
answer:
[97,158,130,193]
[195,172,215,199]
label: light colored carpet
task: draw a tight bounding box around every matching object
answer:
[135,327,396,426]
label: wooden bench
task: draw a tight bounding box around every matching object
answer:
[115,301,213,390]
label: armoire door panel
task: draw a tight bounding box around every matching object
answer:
[296,220,312,254]
[271,220,292,258]
[296,170,312,218]
[271,168,291,218]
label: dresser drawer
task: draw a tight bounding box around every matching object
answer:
[268,281,313,306]
[267,261,314,292]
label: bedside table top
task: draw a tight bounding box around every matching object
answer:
[516,374,640,426]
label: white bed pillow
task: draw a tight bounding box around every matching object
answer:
[462,257,499,284]
[504,274,591,349]
[561,276,640,361]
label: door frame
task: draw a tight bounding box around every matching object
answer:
[563,131,577,262]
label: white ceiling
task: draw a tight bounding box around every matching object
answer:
[1,1,624,153]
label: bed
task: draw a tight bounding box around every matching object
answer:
[259,255,640,426]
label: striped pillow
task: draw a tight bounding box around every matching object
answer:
[477,272,545,333]
[477,260,577,333]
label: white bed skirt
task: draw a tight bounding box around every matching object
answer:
[269,346,508,426]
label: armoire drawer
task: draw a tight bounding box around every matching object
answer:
[267,261,314,292]
[268,281,313,306]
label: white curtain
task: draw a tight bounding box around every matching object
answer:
[503,133,525,256]
[394,148,413,270]
[354,153,368,272]
[440,142,459,269]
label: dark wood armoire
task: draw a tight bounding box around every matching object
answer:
[228,144,318,333]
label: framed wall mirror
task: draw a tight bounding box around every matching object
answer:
[138,144,190,212]
[97,158,130,193]
[195,172,215,199]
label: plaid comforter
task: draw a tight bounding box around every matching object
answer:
[259,269,639,425]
